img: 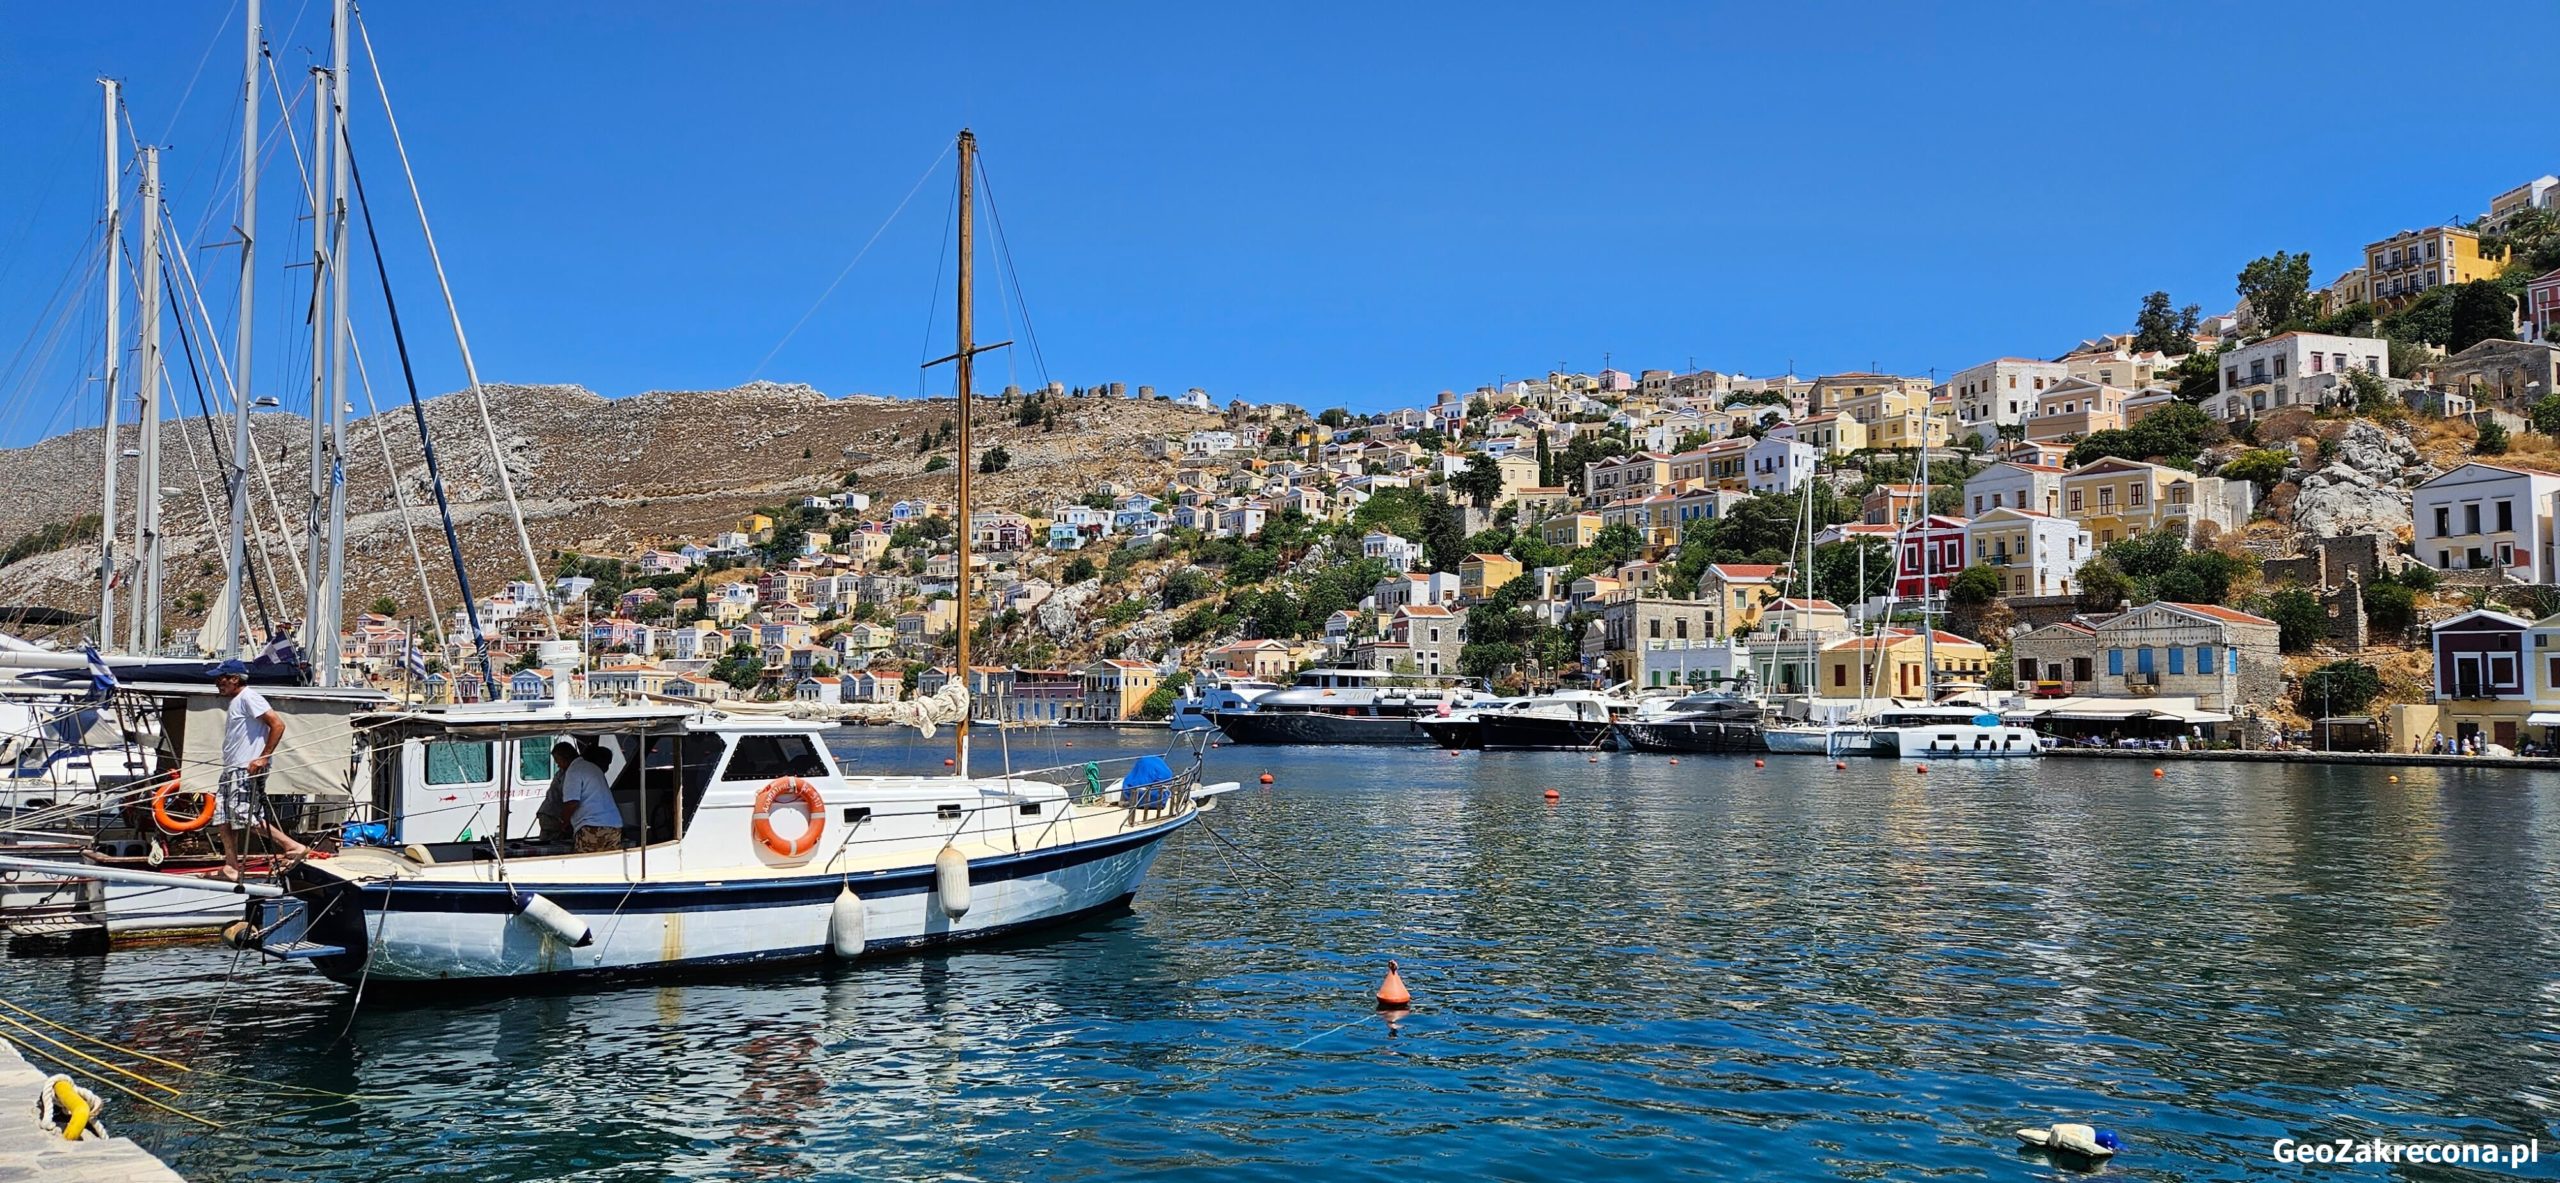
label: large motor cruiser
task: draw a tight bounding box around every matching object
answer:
[1468,686,1640,751]
[1207,668,1494,746]
[1617,688,1769,754]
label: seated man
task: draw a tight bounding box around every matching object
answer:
[557,739,624,854]
[534,739,579,845]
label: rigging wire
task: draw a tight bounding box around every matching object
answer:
[352,6,555,637]
[916,168,957,398]
[747,142,954,382]
[161,203,287,633]
[972,151,1052,393]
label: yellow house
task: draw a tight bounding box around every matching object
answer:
[2058,456,2207,545]
[1493,453,1542,501]
[1861,405,1951,451]
[1459,552,1523,600]
[738,513,776,542]
[1835,384,1920,425]
[1817,628,1993,701]
[1542,512,1603,549]
[2365,225,2506,309]
[1776,412,1866,457]
[1700,562,1783,635]
[1812,373,1923,414]
[1081,659,1160,721]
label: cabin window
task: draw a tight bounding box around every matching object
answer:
[720,734,829,782]
[424,741,493,785]
[519,738,560,783]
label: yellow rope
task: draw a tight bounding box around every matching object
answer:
[0,1013,182,1096]
[2,1037,222,1130]
[0,998,192,1073]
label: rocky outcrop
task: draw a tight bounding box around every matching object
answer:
[2290,421,2429,543]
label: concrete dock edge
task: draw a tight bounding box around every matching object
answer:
[0,1036,187,1182]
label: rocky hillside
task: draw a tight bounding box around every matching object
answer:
[0,382,1220,635]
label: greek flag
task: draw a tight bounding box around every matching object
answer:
[404,641,430,679]
[81,645,117,698]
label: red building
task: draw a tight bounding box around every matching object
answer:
[1892,514,1971,601]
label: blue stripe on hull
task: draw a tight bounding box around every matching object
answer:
[335,816,1192,916]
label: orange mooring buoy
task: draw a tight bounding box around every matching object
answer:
[2390,774,2401,783]
[1543,787,1560,801]
[1834,761,1847,770]
[1754,759,1766,769]
[1259,772,1274,784]
[943,758,955,767]
[1668,758,1679,765]
[1376,960,1411,1008]
[2153,767,2165,778]
[1915,763,1930,773]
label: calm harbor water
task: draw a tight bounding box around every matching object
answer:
[7,732,2560,1181]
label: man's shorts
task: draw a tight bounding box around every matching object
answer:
[213,767,266,828]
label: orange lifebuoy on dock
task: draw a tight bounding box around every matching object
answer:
[752,777,825,859]
[151,773,213,833]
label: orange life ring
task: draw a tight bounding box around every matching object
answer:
[752,776,825,859]
[151,773,214,833]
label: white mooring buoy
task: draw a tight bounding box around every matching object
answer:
[829,886,868,958]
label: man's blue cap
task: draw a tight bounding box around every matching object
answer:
[207,659,251,678]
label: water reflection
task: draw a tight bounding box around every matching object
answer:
[3,738,2558,1180]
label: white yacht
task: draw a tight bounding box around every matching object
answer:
[239,681,1232,985]
[1168,677,1283,733]
[1872,704,2041,760]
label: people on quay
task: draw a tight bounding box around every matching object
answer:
[557,737,624,853]
[208,659,311,881]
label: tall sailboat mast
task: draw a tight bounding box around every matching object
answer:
[300,65,331,659]
[96,79,123,648]
[318,0,354,686]
[1916,435,1935,701]
[217,0,262,656]
[132,145,167,654]
[952,128,976,778]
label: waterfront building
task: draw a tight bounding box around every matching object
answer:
[1965,461,2064,517]
[1582,592,1719,683]
[2364,225,2506,309]
[1748,597,1852,696]
[2429,609,2534,749]
[2010,602,2278,714]
[2411,463,2560,581]
[1948,357,2070,446]
[1964,508,2091,598]
[1080,659,1160,721]
[2203,332,2389,422]
[1816,628,1991,701]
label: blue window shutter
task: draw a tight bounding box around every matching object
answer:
[2108,649,2124,676]
[2169,647,2185,675]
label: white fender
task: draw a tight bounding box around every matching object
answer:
[935,845,972,918]
[517,892,593,948]
[829,886,867,958]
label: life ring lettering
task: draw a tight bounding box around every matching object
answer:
[752,776,825,859]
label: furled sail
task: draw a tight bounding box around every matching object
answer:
[712,680,969,737]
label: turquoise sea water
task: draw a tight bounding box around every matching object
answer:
[6,733,2560,1181]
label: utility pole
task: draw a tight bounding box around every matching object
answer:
[953,128,975,777]
[318,0,353,686]
[218,0,262,657]
[133,145,166,654]
[301,65,331,660]
[96,79,123,649]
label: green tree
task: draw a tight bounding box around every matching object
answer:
[1161,568,1217,608]
[2132,290,2201,354]
[2447,280,2519,354]
[2263,587,2327,654]
[1420,494,1468,572]
[710,642,765,689]
[367,595,401,617]
[2237,250,2315,331]
[2167,347,2223,403]
[2362,581,2417,637]
[2529,394,2560,435]
[924,455,952,472]
[2077,559,2134,612]
[978,445,1012,474]
[2477,420,2510,456]
[2220,448,2293,493]
[2066,402,2225,470]
[1060,556,1098,584]
[2345,368,2391,411]
[1451,454,1506,509]
[1810,539,1891,608]
[2295,660,2382,717]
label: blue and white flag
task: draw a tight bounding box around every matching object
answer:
[81,645,117,698]
[404,641,430,679]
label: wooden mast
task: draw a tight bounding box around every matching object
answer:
[953,128,974,777]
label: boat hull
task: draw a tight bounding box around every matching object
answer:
[1879,724,2041,759]
[1415,719,1482,750]
[1477,716,1615,751]
[278,815,1194,985]
[1760,728,1831,755]
[1207,711,1432,746]
[1618,720,1766,754]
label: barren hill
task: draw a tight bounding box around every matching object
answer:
[1,382,1219,636]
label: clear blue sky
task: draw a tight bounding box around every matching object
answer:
[1,1,2551,448]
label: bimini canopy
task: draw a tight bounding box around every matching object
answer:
[131,681,393,802]
[357,700,704,742]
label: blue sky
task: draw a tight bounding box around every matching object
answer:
[0,1,2551,447]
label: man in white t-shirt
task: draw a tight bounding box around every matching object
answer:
[208,660,310,881]
[557,740,623,854]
